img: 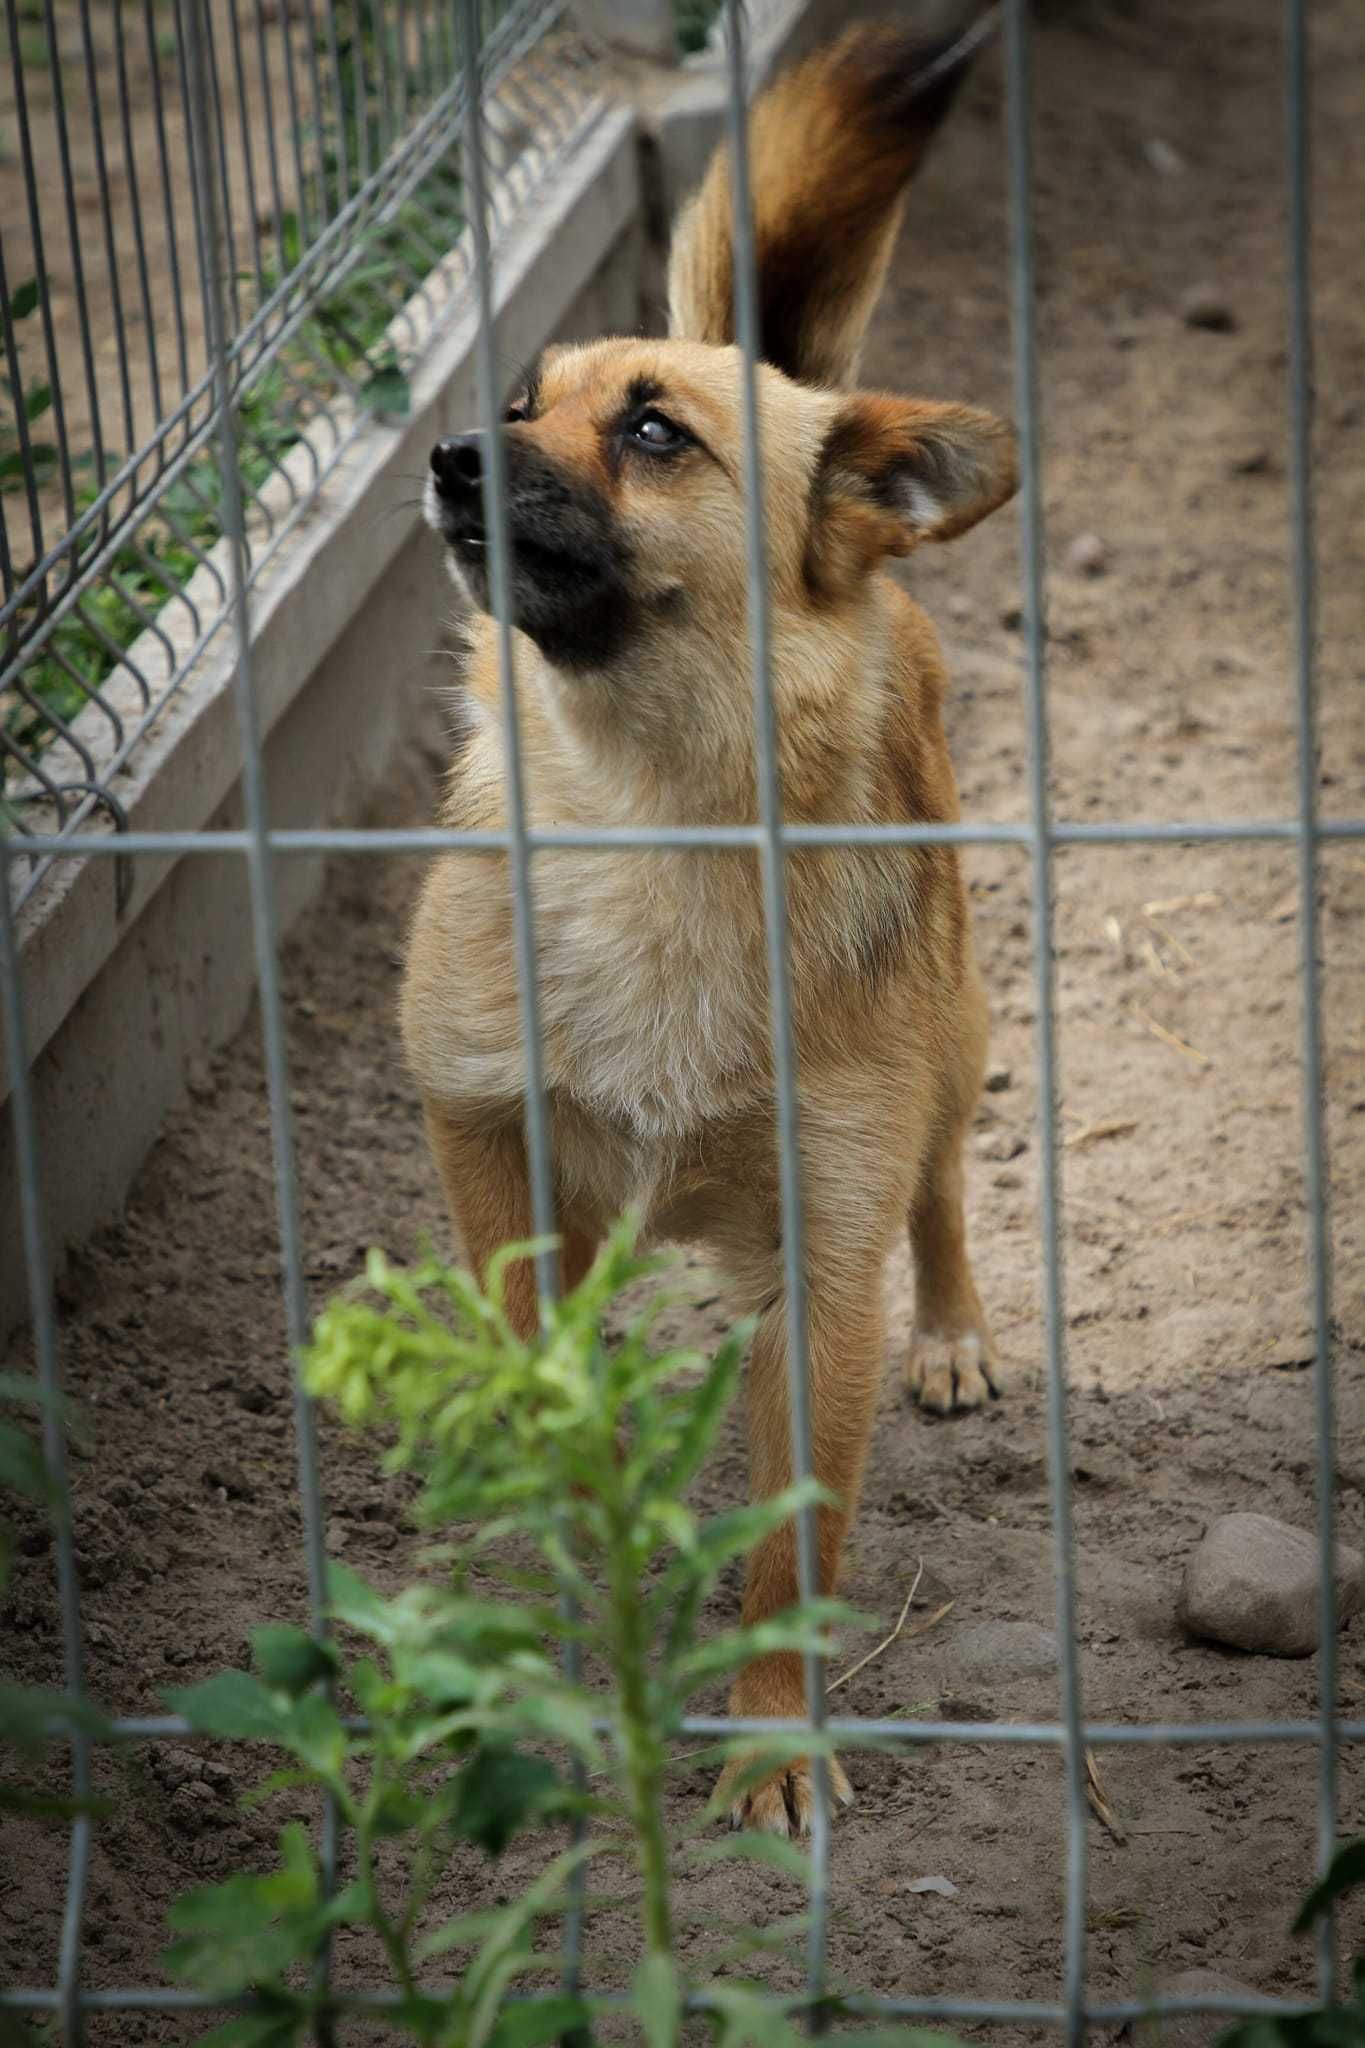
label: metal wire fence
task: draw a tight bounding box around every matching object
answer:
[0,0,599,905]
[1,0,1362,2039]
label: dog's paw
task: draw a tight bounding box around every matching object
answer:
[716,1752,854,1837]
[906,1325,1002,1415]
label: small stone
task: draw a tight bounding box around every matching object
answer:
[1179,1511,1365,1657]
[1065,532,1109,578]
[203,1461,253,1502]
[976,1130,1027,1163]
[956,1620,1059,1681]
[984,1063,1013,1093]
[946,591,972,621]
[1181,285,1237,332]
[1120,1970,1259,2048]
[1144,136,1186,176]
[906,1875,959,1899]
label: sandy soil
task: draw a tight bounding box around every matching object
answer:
[4,0,1365,2038]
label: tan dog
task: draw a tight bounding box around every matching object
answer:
[402,16,1017,1835]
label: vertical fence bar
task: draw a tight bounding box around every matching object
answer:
[143,0,193,421]
[1285,0,1337,2002]
[1003,4,1089,2042]
[77,0,138,469]
[0,883,91,2047]
[180,4,339,2038]
[6,0,80,563]
[720,0,831,2013]
[456,0,579,1999]
[113,0,167,436]
[455,0,559,1295]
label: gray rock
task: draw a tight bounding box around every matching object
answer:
[1144,136,1187,178]
[1179,1511,1365,1657]
[1121,1969,1258,2048]
[956,1620,1058,1681]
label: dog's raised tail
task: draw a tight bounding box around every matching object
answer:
[668,9,996,391]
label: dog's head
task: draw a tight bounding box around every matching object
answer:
[425,337,1016,675]
[426,19,1016,705]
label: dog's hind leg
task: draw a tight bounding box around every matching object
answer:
[905,964,1002,1415]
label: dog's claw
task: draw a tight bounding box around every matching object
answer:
[719,1755,854,1838]
[907,1326,1002,1415]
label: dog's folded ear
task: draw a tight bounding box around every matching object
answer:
[807,393,1018,590]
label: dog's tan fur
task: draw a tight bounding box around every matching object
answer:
[402,17,1017,1835]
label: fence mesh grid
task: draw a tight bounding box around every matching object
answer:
[1,0,1361,2037]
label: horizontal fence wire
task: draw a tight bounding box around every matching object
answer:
[4,813,1365,865]
[0,0,1355,2036]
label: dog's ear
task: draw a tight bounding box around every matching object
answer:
[807,394,1017,590]
[668,16,991,390]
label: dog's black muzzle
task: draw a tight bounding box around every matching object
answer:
[428,431,634,670]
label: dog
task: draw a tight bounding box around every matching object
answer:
[402,13,1017,1836]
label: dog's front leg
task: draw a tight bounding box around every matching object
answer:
[423,1099,597,1340]
[718,1261,888,1836]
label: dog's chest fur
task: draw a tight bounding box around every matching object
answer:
[536,850,768,1138]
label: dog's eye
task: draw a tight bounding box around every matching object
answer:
[504,402,529,425]
[630,409,687,452]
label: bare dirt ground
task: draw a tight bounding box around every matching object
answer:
[4,0,1365,2037]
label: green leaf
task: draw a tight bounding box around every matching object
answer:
[282,1689,348,1779]
[0,443,57,489]
[252,1625,339,1697]
[633,1952,681,2048]
[1216,2026,1299,2048]
[418,1840,597,1965]
[0,1682,111,1755]
[1292,1838,1365,1934]
[361,361,410,418]
[0,1777,111,1821]
[325,1560,398,1643]
[449,1743,565,1859]
[192,2003,306,2048]
[168,1669,288,1741]
[826,2034,974,2048]
[22,382,52,423]
[7,278,43,321]
[485,1996,593,2048]
[165,1824,322,1994]
[401,1646,481,1708]
[0,1423,51,1504]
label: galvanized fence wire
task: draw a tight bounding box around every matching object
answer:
[0,0,1359,2037]
[0,0,599,905]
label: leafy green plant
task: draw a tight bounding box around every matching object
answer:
[0,1373,110,1822]
[163,1222,872,2046]
[674,0,723,57]
[1214,1839,1365,2047]
[0,1381,111,2048]
[2,1,462,775]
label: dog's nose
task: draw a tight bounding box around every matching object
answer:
[430,433,485,497]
